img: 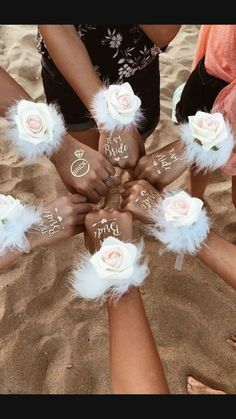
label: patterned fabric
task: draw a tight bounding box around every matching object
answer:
[37,25,162,83]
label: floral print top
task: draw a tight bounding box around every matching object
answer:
[37,25,162,83]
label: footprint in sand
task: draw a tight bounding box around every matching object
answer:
[187,376,226,395]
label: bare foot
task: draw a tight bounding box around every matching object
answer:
[227,335,236,349]
[187,376,226,395]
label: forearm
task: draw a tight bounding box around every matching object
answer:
[0,67,31,117]
[38,25,102,109]
[139,25,181,48]
[198,231,236,290]
[107,287,169,394]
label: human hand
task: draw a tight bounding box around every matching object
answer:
[99,127,145,171]
[29,194,92,249]
[121,179,160,224]
[51,133,115,203]
[84,208,133,253]
[133,140,186,189]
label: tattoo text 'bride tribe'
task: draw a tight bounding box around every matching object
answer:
[104,135,128,162]
[135,189,159,210]
[36,208,65,236]
[92,217,121,247]
[152,148,178,175]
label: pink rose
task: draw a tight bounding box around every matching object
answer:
[90,237,137,280]
[102,247,123,269]
[106,82,141,124]
[25,115,44,134]
[163,191,203,227]
[188,111,228,151]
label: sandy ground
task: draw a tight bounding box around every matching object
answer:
[0,25,235,394]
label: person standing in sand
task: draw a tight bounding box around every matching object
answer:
[132,25,236,210]
[37,25,181,177]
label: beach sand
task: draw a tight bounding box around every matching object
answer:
[0,25,235,394]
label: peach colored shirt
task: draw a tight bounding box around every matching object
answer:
[192,25,236,83]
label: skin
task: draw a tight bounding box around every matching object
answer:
[0,194,92,272]
[121,179,236,291]
[133,140,187,189]
[38,25,181,170]
[38,25,143,169]
[85,209,169,394]
[121,179,160,224]
[51,132,115,202]
[99,127,145,170]
[0,66,114,203]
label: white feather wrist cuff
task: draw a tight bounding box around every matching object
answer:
[91,82,142,132]
[147,190,210,255]
[180,111,234,172]
[6,100,66,160]
[0,194,41,256]
[71,237,149,301]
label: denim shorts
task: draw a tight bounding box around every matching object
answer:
[175,56,229,123]
[41,56,161,137]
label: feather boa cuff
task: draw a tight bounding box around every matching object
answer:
[91,82,143,132]
[146,189,210,255]
[0,194,41,256]
[6,100,65,160]
[180,111,234,172]
[71,237,149,301]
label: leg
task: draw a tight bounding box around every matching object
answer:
[232,176,236,209]
[187,376,226,395]
[190,165,210,198]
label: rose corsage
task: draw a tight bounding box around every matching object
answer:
[91,82,143,132]
[180,111,234,172]
[71,237,149,301]
[147,189,210,258]
[6,100,66,160]
[0,194,41,256]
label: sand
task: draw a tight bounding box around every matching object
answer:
[0,25,235,394]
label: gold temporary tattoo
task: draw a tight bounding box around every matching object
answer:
[152,148,179,175]
[135,189,159,210]
[35,208,65,236]
[104,135,128,162]
[70,149,90,177]
[92,217,121,247]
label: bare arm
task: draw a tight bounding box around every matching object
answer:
[198,231,236,290]
[139,25,181,48]
[108,287,169,394]
[0,67,31,116]
[38,25,102,108]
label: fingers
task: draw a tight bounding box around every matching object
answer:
[74,203,93,214]
[86,189,101,204]
[70,194,88,204]
[94,180,109,196]
[120,187,133,200]
[132,163,141,179]
[120,196,133,209]
[103,159,116,176]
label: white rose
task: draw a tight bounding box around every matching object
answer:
[0,194,23,228]
[163,191,203,227]
[106,82,141,124]
[90,236,137,280]
[188,111,228,151]
[15,100,55,145]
